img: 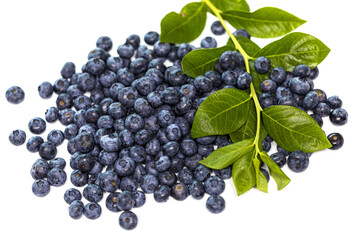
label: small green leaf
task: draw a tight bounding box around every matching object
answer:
[232,150,256,196]
[182,45,234,78]
[160,2,207,43]
[227,36,261,57]
[200,138,254,169]
[262,105,332,153]
[221,7,306,38]
[253,157,268,193]
[259,151,290,190]
[230,99,268,143]
[208,0,250,13]
[191,88,250,138]
[254,32,330,71]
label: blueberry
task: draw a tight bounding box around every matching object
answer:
[157,109,175,127]
[259,79,276,94]
[144,31,159,45]
[146,68,164,85]
[327,132,344,150]
[32,179,51,197]
[48,157,66,170]
[303,91,319,110]
[64,188,82,204]
[140,174,159,193]
[194,165,211,182]
[308,67,319,80]
[56,93,73,110]
[157,171,176,187]
[162,141,180,157]
[189,180,205,200]
[254,57,271,74]
[119,211,138,230]
[154,185,171,203]
[153,41,171,57]
[213,166,232,180]
[120,177,138,192]
[287,150,309,173]
[259,93,274,109]
[289,77,310,95]
[28,117,46,134]
[313,102,331,117]
[63,124,78,140]
[58,107,75,125]
[46,129,64,147]
[68,200,84,219]
[194,75,213,93]
[179,139,197,157]
[204,176,225,195]
[314,89,327,103]
[184,153,203,170]
[9,129,26,146]
[171,182,189,201]
[270,67,286,84]
[177,43,195,59]
[270,152,286,168]
[233,29,251,39]
[83,184,103,202]
[118,87,139,108]
[117,43,135,59]
[45,107,59,123]
[26,136,44,153]
[105,192,121,212]
[219,51,243,70]
[206,195,225,214]
[145,137,161,156]
[70,170,88,187]
[277,146,291,156]
[160,87,180,105]
[330,108,348,125]
[211,21,225,35]
[53,78,70,94]
[96,36,112,51]
[38,81,54,99]
[39,141,57,160]
[5,85,25,104]
[88,48,110,61]
[292,64,311,78]
[47,167,67,186]
[237,72,252,90]
[84,202,102,220]
[168,68,187,86]
[115,190,134,212]
[30,159,49,179]
[200,36,217,49]
[327,96,342,109]
[114,156,135,177]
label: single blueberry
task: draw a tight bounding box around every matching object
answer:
[84,202,102,220]
[206,195,225,214]
[254,57,271,74]
[96,36,112,51]
[28,117,46,134]
[204,176,225,195]
[6,86,25,104]
[38,82,54,99]
[119,211,138,230]
[211,21,225,35]
[170,182,189,201]
[68,200,84,219]
[287,150,309,173]
[327,132,344,150]
[200,36,217,49]
[32,179,50,197]
[9,129,26,146]
[64,188,82,204]
[330,108,348,125]
[154,185,171,203]
[47,167,67,187]
[83,184,103,202]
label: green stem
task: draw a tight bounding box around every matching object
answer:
[203,0,263,156]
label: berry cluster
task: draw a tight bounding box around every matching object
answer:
[6,22,347,230]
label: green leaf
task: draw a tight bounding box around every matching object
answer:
[232,150,256,195]
[199,138,254,169]
[249,60,269,94]
[230,99,268,143]
[160,2,207,43]
[221,7,306,38]
[254,32,330,71]
[191,88,250,138]
[262,105,332,153]
[182,45,234,78]
[209,0,250,13]
[253,157,268,193]
[227,36,261,57]
[259,151,290,190]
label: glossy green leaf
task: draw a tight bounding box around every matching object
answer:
[262,105,332,153]
[254,32,330,71]
[232,150,256,195]
[160,2,207,43]
[208,0,250,13]
[182,45,233,78]
[227,36,261,57]
[191,88,250,138]
[221,7,306,38]
[253,157,268,193]
[199,138,254,169]
[230,99,268,143]
[259,151,290,190]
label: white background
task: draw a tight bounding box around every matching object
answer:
[0,0,356,239]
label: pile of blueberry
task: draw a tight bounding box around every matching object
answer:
[6,21,347,230]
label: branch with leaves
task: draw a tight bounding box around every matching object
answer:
[160,0,331,195]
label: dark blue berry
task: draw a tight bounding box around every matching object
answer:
[170,182,189,201]
[327,96,342,109]
[270,152,286,168]
[327,132,344,150]
[47,167,67,186]
[83,184,103,202]
[313,102,331,117]
[193,164,211,182]
[162,141,180,157]
[70,170,88,187]
[260,79,277,94]
[289,77,310,95]
[105,192,121,212]
[6,86,25,104]
[219,51,243,70]
[96,36,112,51]
[68,200,84,219]
[140,174,159,193]
[84,202,102,220]
[48,157,66,170]
[287,150,309,173]
[160,87,180,105]
[270,67,286,84]
[194,75,213,93]
[64,188,82,204]
[30,159,49,180]
[120,177,138,192]
[39,141,57,160]
[211,21,225,35]
[9,129,26,146]
[158,171,177,187]
[119,211,138,230]
[200,36,217,48]
[204,176,225,195]
[61,62,76,79]
[254,57,271,74]
[45,107,59,123]
[26,136,44,153]
[154,185,171,202]
[292,64,311,78]
[177,168,194,185]
[330,108,348,125]
[206,195,225,214]
[144,31,159,45]
[47,129,64,146]
[153,41,171,57]
[38,82,54,99]
[177,43,195,59]
[28,117,46,134]
[189,180,205,200]
[213,166,232,180]
[233,29,251,39]
[32,179,50,197]
[303,91,319,110]
[237,72,252,90]
[130,58,149,75]
[114,156,135,177]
